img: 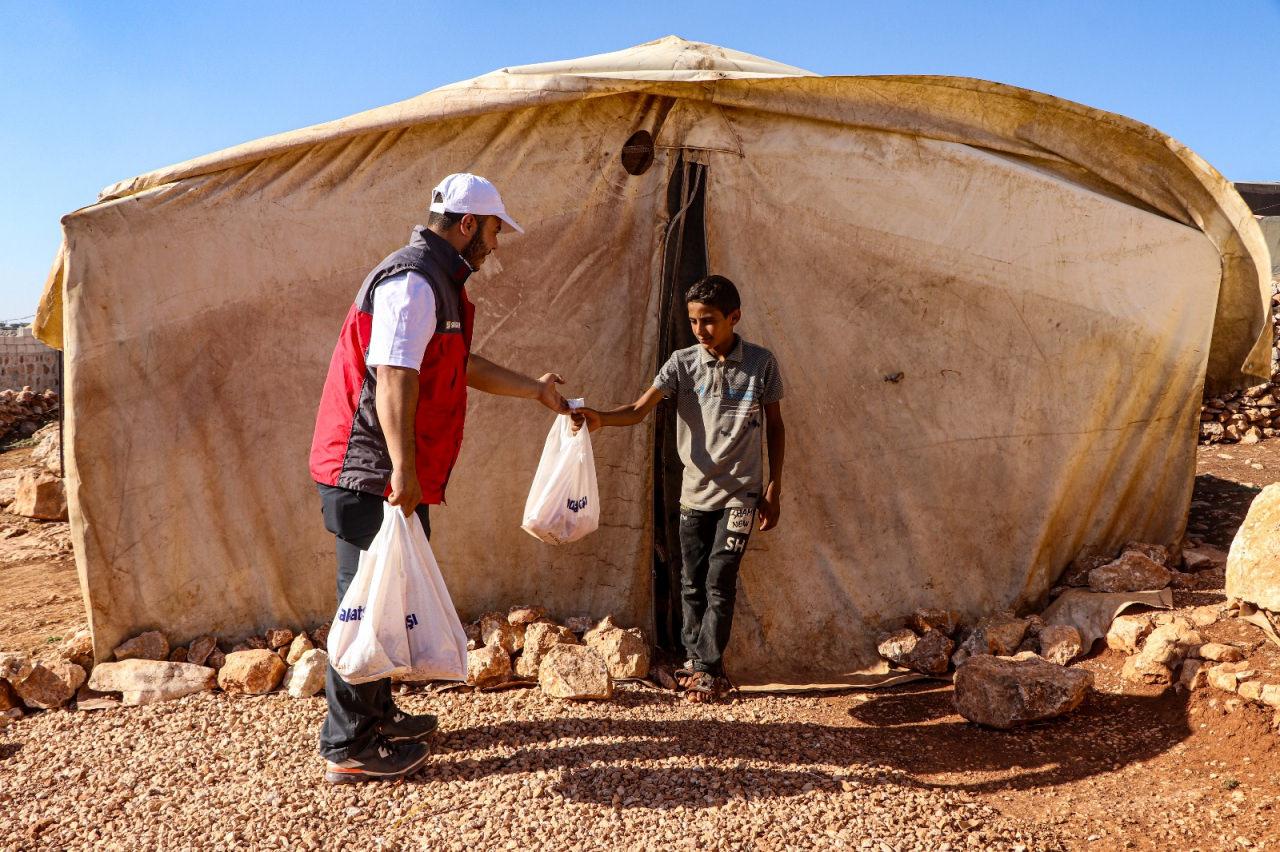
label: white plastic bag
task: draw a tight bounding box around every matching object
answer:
[327,503,468,684]
[521,400,600,544]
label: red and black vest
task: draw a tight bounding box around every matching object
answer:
[310,226,475,504]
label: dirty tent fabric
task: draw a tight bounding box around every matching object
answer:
[36,37,1271,687]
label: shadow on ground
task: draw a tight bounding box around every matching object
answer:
[413,683,1190,808]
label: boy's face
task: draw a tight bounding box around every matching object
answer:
[688,301,740,352]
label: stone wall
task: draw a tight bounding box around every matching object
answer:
[0,325,59,394]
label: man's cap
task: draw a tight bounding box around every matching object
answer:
[428,173,524,234]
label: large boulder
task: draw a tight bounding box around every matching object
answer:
[217,650,286,694]
[9,472,67,521]
[954,655,1093,729]
[283,649,328,698]
[466,645,512,687]
[14,661,85,709]
[538,645,612,700]
[1088,552,1172,593]
[1227,483,1280,611]
[515,623,578,679]
[583,618,650,679]
[88,660,216,706]
[113,631,169,662]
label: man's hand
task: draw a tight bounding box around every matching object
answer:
[758,483,782,532]
[570,408,603,434]
[537,373,569,413]
[387,468,423,517]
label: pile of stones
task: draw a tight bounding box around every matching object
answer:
[464,607,650,701]
[875,539,1228,729]
[0,624,332,726]
[1199,279,1280,445]
[0,386,59,444]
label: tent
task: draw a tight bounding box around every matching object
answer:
[35,37,1271,687]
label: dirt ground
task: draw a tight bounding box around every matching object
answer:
[3,444,1280,850]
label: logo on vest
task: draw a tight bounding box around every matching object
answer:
[445,320,461,330]
[567,496,589,513]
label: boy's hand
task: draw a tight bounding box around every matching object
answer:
[570,408,602,434]
[387,467,423,517]
[758,483,781,531]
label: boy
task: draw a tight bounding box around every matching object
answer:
[574,275,785,701]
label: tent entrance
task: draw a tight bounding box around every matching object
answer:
[652,155,707,651]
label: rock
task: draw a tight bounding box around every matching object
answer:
[479,612,518,654]
[1226,483,1280,611]
[1088,553,1172,593]
[58,628,94,669]
[9,472,67,520]
[953,655,1093,729]
[88,660,217,706]
[507,605,548,626]
[74,685,121,711]
[1063,545,1114,586]
[0,651,34,682]
[1023,614,1046,638]
[217,650,286,694]
[1122,542,1172,566]
[1106,613,1154,654]
[1187,605,1224,628]
[206,648,226,670]
[1184,545,1228,572]
[905,609,961,637]
[311,624,330,647]
[186,635,217,667]
[0,678,19,712]
[1122,655,1172,685]
[276,647,290,662]
[1038,625,1082,665]
[1240,680,1265,702]
[650,663,679,691]
[877,629,918,663]
[168,646,188,663]
[961,613,1028,657]
[584,621,651,679]
[265,628,294,649]
[538,644,612,700]
[284,650,328,698]
[244,635,268,650]
[1179,658,1207,690]
[466,645,512,687]
[1196,642,1245,663]
[1138,620,1203,666]
[113,631,169,662]
[1259,684,1280,709]
[230,642,253,653]
[14,661,84,709]
[950,647,970,669]
[0,707,20,727]
[564,615,595,635]
[1208,663,1246,694]
[286,633,315,665]
[516,622,578,678]
[31,423,61,476]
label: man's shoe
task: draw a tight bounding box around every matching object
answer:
[378,709,439,744]
[323,739,430,785]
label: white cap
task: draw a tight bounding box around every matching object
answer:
[428,173,524,234]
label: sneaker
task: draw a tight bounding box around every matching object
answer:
[377,709,439,743]
[323,739,431,785]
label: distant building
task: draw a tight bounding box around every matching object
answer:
[1236,182,1280,275]
[0,324,60,393]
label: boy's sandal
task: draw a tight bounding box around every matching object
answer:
[683,672,733,703]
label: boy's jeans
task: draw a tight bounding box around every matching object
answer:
[316,484,431,762]
[677,504,755,675]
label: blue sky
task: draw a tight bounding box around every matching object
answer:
[1,1,1277,322]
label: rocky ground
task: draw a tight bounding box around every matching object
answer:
[2,444,1280,850]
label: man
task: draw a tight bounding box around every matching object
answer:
[309,173,567,783]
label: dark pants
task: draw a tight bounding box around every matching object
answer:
[678,505,754,675]
[317,484,430,762]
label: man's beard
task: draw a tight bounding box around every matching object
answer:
[461,229,491,267]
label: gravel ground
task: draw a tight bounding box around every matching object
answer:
[1,684,1063,851]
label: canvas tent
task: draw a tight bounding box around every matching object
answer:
[35,37,1271,687]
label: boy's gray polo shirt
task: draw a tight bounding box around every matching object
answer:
[653,336,784,510]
